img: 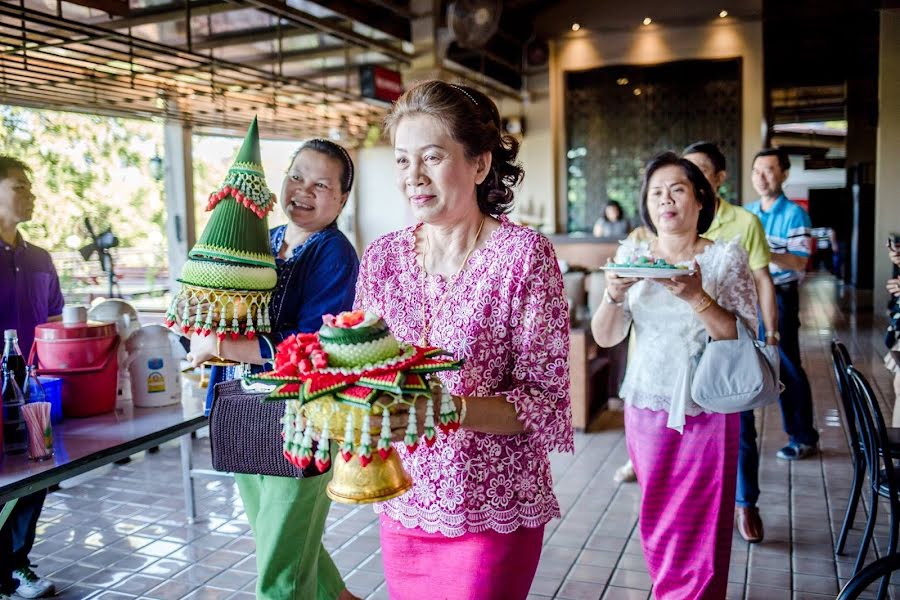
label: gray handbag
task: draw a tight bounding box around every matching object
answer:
[209,379,327,478]
[691,318,782,414]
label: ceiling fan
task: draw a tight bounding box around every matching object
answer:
[447,0,503,49]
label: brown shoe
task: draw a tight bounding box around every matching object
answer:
[735,506,764,543]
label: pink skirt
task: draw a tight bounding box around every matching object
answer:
[625,406,739,600]
[379,514,544,600]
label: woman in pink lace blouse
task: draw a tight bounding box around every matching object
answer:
[353,80,573,599]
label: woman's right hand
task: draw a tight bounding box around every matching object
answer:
[604,266,639,304]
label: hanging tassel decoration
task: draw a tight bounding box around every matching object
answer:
[424,394,437,447]
[314,421,331,472]
[193,297,205,335]
[377,405,392,459]
[180,295,192,334]
[438,390,459,434]
[340,411,355,462]
[245,304,256,340]
[216,307,227,341]
[230,301,240,340]
[281,406,296,466]
[298,420,314,469]
[165,297,178,328]
[288,421,305,468]
[404,402,418,452]
[358,410,373,467]
[203,301,214,337]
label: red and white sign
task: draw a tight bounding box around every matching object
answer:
[360,66,403,103]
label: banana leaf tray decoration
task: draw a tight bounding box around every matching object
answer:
[244,311,463,503]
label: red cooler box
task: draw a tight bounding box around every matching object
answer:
[32,321,119,417]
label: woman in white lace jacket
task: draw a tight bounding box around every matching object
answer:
[592,152,757,600]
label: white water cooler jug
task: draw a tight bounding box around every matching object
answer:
[126,325,181,408]
[88,299,141,407]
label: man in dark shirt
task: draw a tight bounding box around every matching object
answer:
[0,156,61,599]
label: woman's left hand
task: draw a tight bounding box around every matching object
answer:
[187,334,219,368]
[887,277,900,297]
[656,259,706,305]
[369,394,433,442]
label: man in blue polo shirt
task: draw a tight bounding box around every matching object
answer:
[746,148,820,460]
[0,156,59,599]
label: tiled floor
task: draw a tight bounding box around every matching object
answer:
[19,274,900,599]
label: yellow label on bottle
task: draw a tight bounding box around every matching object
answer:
[147,372,166,393]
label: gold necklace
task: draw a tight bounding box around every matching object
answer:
[419,216,486,345]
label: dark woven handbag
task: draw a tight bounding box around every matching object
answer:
[208,378,325,478]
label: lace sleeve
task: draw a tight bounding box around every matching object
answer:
[354,238,388,313]
[715,242,759,334]
[612,241,638,335]
[352,245,372,311]
[499,236,574,454]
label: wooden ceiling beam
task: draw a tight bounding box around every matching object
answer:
[189,26,317,51]
[242,0,411,63]
[90,0,233,29]
[303,0,411,41]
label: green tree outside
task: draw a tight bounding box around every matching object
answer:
[0,105,165,253]
[0,104,319,305]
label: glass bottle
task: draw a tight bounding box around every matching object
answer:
[2,367,28,455]
[23,365,46,405]
[1,329,26,389]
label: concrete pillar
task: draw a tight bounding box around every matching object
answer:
[163,121,195,294]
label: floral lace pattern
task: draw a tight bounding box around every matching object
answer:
[618,239,758,415]
[354,216,574,537]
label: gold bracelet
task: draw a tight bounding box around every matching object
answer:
[693,294,714,314]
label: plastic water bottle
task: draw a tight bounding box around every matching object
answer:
[2,367,28,455]
[23,365,46,405]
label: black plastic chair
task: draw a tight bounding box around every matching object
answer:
[831,340,900,557]
[833,340,867,555]
[847,366,900,600]
[837,553,900,600]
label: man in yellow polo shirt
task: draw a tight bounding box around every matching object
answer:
[683,141,778,544]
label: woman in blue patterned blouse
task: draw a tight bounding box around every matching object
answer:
[189,139,360,600]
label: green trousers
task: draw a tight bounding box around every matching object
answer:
[235,471,345,600]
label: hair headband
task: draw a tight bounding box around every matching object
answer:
[449,84,479,107]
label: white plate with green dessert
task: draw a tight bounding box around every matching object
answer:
[601,257,695,278]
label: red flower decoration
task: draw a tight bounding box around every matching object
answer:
[274,333,328,378]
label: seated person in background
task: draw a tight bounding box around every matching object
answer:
[593,200,631,239]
